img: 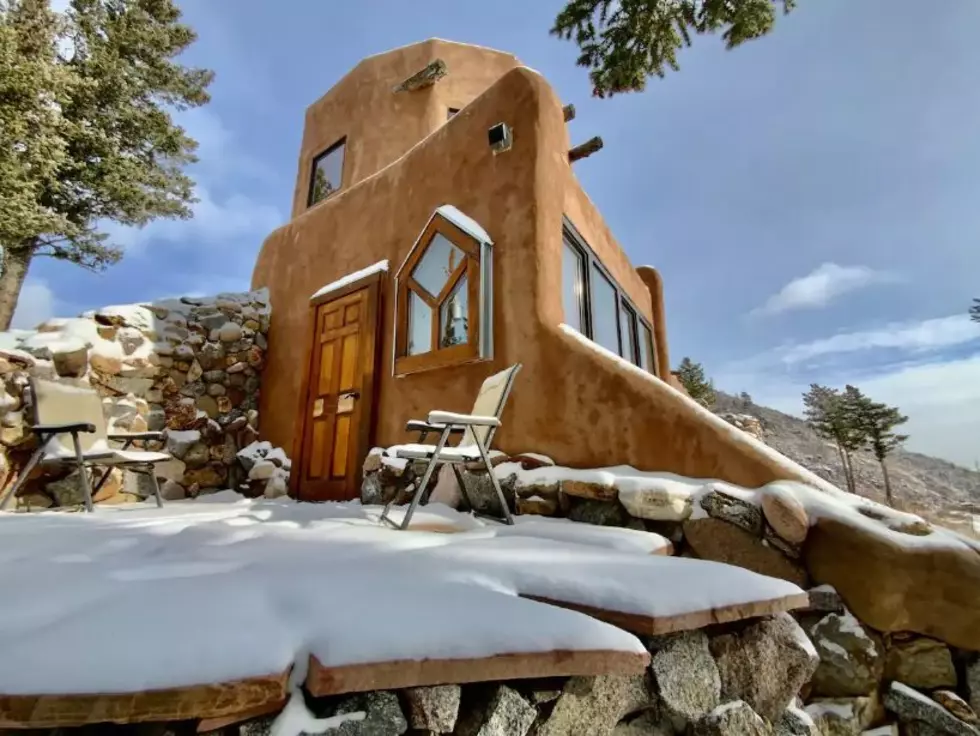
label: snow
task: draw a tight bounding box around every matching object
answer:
[559,323,842,496]
[271,690,364,736]
[862,727,896,736]
[822,640,850,659]
[805,701,854,719]
[787,701,816,728]
[374,434,976,556]
[239,440,273,464]
[310,260,389,301]
[0,495,804,702]
[490,516,672,555]
[435,205,493,245]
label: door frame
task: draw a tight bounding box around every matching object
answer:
[290,269,385,501]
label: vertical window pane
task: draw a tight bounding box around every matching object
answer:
[412,233,463,298]
[638,323,653,373]
[619,302,637,363]
[562,239,585,332]
[407,291,432,355]
[309,140,345,206]
[439,274,469,348]
[591,265,619,354]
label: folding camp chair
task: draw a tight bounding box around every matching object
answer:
[0,379,171,512]
[380,364,521,530]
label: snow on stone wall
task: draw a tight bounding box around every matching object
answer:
[0,289,289,507]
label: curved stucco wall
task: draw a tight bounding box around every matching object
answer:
[254,52,825,493]
[290,39,521,218]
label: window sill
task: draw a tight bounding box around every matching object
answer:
[394,344,486,378]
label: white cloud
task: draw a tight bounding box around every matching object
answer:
[104,108,283,253]
[716,313,980,468]
[108,186,281,253]
[11,280,56,330]
[719,354,980,469]
[752,263,897,316]
[775,314,978,365]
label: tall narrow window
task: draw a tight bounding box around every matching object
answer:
[591,265,619,355]
[394,206,493,375]
[308,138,346,207]
[562,237,586,332]
[619,301,638,362]
[638,322,654,373]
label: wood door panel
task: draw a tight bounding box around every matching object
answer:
[295,281,381,502]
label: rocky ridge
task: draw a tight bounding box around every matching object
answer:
[713,391,980,536]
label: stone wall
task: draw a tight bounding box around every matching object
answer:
[0,289,290,508]
[364,449,980,735]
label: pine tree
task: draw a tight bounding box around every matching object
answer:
[851,390,908,507]
[738,391,753,410]
[673,357,716,408]
[0,0,213,330]
[802,384,865,493]
[551,0,796,97]
[971,298,979,323]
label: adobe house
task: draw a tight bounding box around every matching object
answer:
[252,39,820,502]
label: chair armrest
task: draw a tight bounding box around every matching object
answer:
[109,432,165,442]
[406,420,464,435]
[427,411,500,427]
[31,423,96,435]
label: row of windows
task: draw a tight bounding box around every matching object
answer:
[562,221,656,374]
[307,107,463,208]
[390,211,656,379]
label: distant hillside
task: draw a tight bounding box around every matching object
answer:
[713,391,980,534]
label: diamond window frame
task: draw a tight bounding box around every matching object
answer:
[393,208,493,376]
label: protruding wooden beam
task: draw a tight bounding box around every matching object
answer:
[569,136,603,163]
[563,104,576,122]
[393,59,448,93]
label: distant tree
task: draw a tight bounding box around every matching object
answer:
[802,384,865,493]
[851,388,908,507]
[0,0,213,330]
[551,0,797,97]
[971,298,980,323]
[738,391,753,410]
[673,357,716,408]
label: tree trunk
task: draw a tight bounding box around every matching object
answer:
[835,441,854,493]
[0,245,34,331]
[843,449,856,493]
[880,459,894,507]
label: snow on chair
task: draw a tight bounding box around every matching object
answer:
[0,379,171,512]
[380,364,522,530]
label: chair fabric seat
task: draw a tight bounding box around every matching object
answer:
[44,449,171,466]
[394,444,481,462]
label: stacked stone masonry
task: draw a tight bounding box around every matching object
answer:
[0,290,290,507]
[361,448,980,736]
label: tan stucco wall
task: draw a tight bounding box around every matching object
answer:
[254,41,824,493]
[291,40,520,219]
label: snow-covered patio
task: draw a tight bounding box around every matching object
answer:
[0,493,808,730]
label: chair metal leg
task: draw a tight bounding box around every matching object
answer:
[145,467,164,508]
[400,428,452,530]
[474,436,514,525]
[451,464,472,512]
[0,441,49,511]
[70,432,94,512]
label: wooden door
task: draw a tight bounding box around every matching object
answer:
[294,279,380,501]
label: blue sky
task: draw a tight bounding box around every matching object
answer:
[16,0,980,468]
